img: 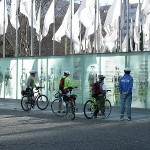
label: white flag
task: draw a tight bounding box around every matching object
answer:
[36,3,42,41]
[134,3,140,45]
[0,0,8,34]
[104,0,121,41]
[130,18,134,51]
[20,0,37,28]
[53,2,74,42]
[42,0,54,37]
[122,35,127,52]
[10,0,20,29]
[78,0,95,28]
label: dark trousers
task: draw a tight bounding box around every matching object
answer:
[94,96,105,116]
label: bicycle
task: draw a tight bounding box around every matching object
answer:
[21,86,49,111]
[51,87,77,120]
[84,90,112,119]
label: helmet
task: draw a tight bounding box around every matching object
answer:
[124,67,131,72]
[29,70,37,74]
[124,67,131,74]
[64,71,70,75]
[98,75,105,79]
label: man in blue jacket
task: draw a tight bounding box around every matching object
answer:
[118,67,133,121]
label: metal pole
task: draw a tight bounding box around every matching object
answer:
[31,0,34,56]
[126,0,129,52]
[15,0,19,57]
[119,0,123,52]
[138,0,141,51]
[3,0,6,58]
[70,0,73,54]
[65,34,67,55]
[97,0,101,53]
[53,0,56,55]
[94,0,97,53]
[39,0,42,56]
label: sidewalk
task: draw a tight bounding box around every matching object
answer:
[0,98,150,121]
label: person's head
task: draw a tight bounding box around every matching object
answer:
[29,70,37,77]
[124,67,131,75]
[98,75,105,82]
[64,71,70,77]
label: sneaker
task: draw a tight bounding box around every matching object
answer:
[120,115,124,121]
[58,110,61,113]
[127,116,132,121]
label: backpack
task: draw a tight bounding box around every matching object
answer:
[59,77,66,91]
[92,81,103,96]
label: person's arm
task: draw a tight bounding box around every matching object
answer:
[118,78,122,94]
[128,77,133,94]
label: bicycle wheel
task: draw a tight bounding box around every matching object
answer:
[51,99,68,117]
[66,101,75,120]
[37,95,49,110]
[84,100,95,119]
[105,99,112,118]
[21,96,32,111]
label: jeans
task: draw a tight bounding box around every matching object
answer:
[120,93,132,117]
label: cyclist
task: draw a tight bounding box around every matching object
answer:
[26,70,37,103]
[93,75,107,118]
[118,67,133,121]
[58,71,75,113]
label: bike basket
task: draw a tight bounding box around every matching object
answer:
[21,88,32,96]
[63,95,69,102]
[70,94,77,100]
[21,90,30,96]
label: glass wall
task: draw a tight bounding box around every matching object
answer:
[0,52,150,108]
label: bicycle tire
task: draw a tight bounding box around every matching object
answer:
[37,95,49,110]
[51,99,68,117]
[21,96,32,111]
[66,101,75,120]
[105,99,112,118]
[84,100,95,119]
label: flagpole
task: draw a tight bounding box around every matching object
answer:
[94,0,97,53]
[119,0,122,52]
[70,0,73,54]
[126,0,129,52]
[31,0,34,56]
[97,0,100,53]
[3,0,6,58]
[52,0,56,55]
[15,0,19,57]
[39,0,42,56]
[79,0,82,54]
[65,32,67,55]
[138,0,141,51]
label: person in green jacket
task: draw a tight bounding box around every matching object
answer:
[58,71,75,113]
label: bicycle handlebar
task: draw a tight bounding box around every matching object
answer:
[36,86,45,90]
[68,86,77,90]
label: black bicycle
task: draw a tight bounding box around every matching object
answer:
[84,90,112,119]
[21,86,49,111]
[51,87,77,120]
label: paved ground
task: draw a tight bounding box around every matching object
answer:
[0,98,150,121]
[0,98,150,150]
